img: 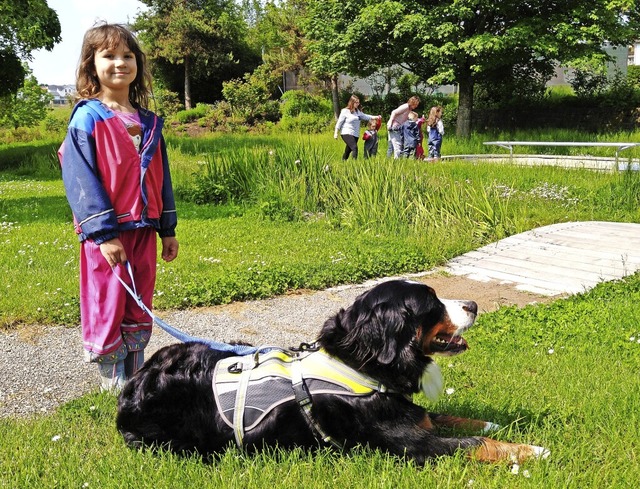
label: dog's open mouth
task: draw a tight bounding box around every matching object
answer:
[430,334,468,355]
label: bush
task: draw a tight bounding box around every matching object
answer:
[279,112,333,134]
[173,103,211,124]
[280,90,331,117]
[628,65,640,89]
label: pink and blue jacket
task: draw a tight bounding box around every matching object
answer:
[59,99,177,244]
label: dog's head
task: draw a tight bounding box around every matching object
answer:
[317,280,477,393]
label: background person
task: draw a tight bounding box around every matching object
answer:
[400,111,421,158]
[387,96,420,158]
[363,117,382,158]
[334,95,381,160]
[59,23,179,391]
[426,105,445,162]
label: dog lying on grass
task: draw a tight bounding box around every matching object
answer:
[117,280,549,464]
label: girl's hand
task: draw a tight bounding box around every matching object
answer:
[99,238,127,268]
[161,236,179,262]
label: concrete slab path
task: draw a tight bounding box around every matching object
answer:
[446,221,640,296]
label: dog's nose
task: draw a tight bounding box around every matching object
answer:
[464,301,478,315]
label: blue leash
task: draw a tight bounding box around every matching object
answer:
[114,261,259,356]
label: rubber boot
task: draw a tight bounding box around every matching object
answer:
[124,350,144,378]
[97,359,126,393]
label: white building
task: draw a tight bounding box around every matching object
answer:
[43,84,75,105]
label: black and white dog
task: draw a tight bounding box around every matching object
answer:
[117,280,548,464]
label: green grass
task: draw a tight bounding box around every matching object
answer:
[2,128,640,486]
[2,274,640,487]
[3,132,640,327]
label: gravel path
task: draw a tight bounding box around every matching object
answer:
[0,270,551,418]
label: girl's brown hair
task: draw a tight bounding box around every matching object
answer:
[426,106,443,127]
[346,95,360,112]
[75,22,152,109]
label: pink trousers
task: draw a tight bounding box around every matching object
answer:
[79,227,156,363]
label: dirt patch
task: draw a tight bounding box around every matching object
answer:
[410,272,560,313]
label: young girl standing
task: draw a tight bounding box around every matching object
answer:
[362,117,382,158]
[59,23,179,391]
[426,105,445,162]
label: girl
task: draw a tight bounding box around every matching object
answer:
[334,95,381,160]
[362,117,382,158]
[426,106,445,162]
[59,23,179,391]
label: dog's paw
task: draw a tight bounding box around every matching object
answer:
[481,422,501,433]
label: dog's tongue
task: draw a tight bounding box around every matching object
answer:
[431,334,468,354]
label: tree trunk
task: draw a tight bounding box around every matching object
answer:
[456,65,473,138]
[331,74,340,119]
[184,56,192,110]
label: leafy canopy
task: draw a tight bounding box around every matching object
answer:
[0,0,61,96]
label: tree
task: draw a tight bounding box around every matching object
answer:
[0,0,61,97]
[306,0,640,137]
[303,0,358,118]
[248,0,311,93]
[0,65,53,129]
[134,0,257,109]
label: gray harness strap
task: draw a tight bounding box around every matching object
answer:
[290,359,341,448]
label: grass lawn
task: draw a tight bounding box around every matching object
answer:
[2,274,639,488]
[1,131,640,487]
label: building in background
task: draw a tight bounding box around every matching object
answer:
[42,84,75,105]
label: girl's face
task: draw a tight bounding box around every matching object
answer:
[93,40,137,93]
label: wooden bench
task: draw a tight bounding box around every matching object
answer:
[483,141,640,168]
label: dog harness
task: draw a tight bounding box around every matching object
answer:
[212,346,390,448]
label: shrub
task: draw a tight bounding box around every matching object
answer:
[280,90,332,117]
[628,65,640,89]
[279,112,332,134]
[173,103,211,124]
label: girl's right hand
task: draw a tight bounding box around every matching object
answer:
[99,238,127,268]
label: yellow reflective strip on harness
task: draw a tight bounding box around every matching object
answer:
[301,351,385,394]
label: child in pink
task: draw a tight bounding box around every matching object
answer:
[59,23,179,391]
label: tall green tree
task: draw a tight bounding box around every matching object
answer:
[0,0,61,96]
[0,66,53,129]
[134,0,257,109]
[303,0,357,118]
[249,1,311,93]
[306,0,640,137]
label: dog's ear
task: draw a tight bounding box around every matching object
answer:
[339,301,412,366]
[366,302,411,365]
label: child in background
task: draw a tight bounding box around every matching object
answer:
[363,117,382,158]
[426,105,445,162]
[400,111,420,158]
[59,23,179,391]
[415,113,426,159]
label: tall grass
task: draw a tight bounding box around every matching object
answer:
[3,131,640,326]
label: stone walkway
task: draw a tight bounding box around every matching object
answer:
[446,221,640,296]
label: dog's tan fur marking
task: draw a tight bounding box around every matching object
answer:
[418,414,435,431]
[470,438,542,463]
[430,414,490,432]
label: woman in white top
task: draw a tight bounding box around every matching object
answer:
[334,95,381,160]
[387,96,420,159]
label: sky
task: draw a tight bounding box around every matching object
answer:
[29,0,149,86]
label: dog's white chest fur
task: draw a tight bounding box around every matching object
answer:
[419,362,443,402]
